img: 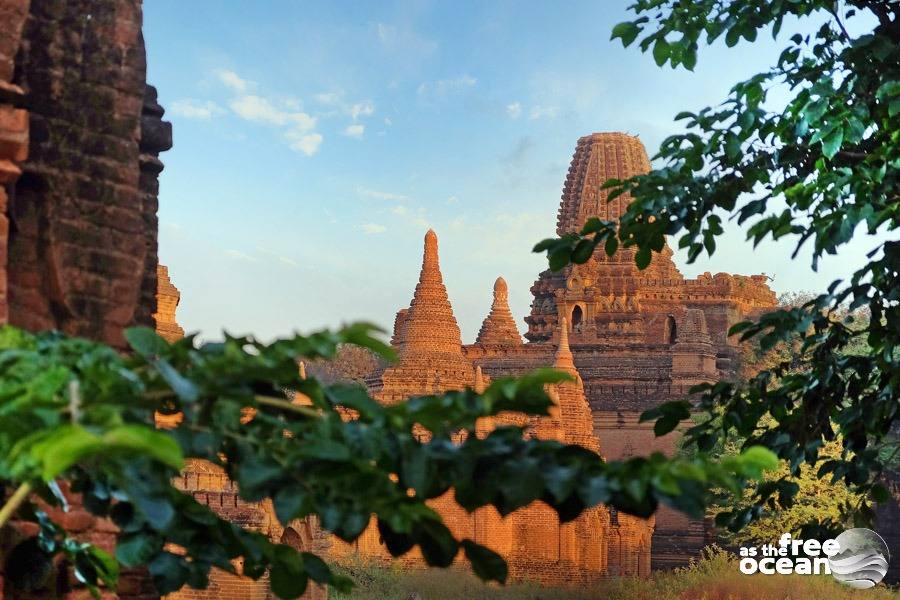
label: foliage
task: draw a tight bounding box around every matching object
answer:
[535,0,900,538]
[708,427,868,547]
[0,325,778,598]
[329,547,900,599]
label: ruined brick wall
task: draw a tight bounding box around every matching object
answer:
[5,0,163,348]
[0,0,31,323]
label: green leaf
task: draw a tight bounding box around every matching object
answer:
[652,38,670,66]
[270,545,308,599]
[634,246,652,270]
[154,360,200,402]
[610,21,640,46]
[103,426,184,470]
[461,540,508,583]
[821,127,844,159]
[116,532,162,567]
[124,327,169,358]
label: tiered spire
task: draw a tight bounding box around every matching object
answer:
[554,317,578,376]
[371,230,475,403]
[556,132,651,235]
[399,229,465,357]
[476,277,522,345]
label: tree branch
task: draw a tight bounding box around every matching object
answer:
[0,482,33,529]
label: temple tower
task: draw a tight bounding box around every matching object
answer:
[476,277,523,346]
[369,229,475,403]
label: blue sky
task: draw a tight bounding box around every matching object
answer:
[144,1,883,342]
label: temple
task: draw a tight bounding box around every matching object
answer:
[326,132,777,576]
[329,229,652,581]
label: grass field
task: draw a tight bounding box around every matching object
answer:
[329,548,899,600]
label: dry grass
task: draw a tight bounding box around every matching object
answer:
[329,548,899,600]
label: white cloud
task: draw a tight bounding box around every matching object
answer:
[343,124,365,138]
[287,132,323,156]
[529,105,559,120]
[315,91,342,105]
[350,101,375,121]
[169,99,224,120]
[447,196,459,204]
[225,249,258,262]
[357,187,408,201]
[361,223,387,234]
[506,102,522,119]
[384,117,393,126]
[417,74,477,96]
[391,205,408,215]
[279,256,300,268]
[230,95,316,130]
[214,69,252,93]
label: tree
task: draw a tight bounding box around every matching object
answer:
[0,325,776,598]
[535,0,900,537]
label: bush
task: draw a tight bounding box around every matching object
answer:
[329,548,899,599]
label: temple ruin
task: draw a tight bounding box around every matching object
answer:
[325,132,778,575]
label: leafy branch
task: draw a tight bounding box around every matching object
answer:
[534,0,900,536]
[0,325,777,598]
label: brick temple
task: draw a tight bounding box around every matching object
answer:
[320,132,778,577]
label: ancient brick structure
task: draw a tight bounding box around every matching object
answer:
[517,133,776,569]
[0,1,169,597]
[4,0,166,348]
[331,133,777,577]
[155,265,184,342]
[330,229,653,582]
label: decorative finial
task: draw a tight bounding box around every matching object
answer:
[475,275,522,345]
[493,276,508,301]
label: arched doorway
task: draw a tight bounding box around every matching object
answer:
[571,305,584,331]
[665,315,677,344]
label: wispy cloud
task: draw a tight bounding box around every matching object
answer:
[214,70,323,156]
[529,105,558,120]
[315,91,342,105]
[417,74,477,96]
[343,124,365,138]
[375,22,437,56]
[229,95,316,129]
[360,223,387,234]
[506,101,522,119]
[169,99,224,120]
[214,69,252,93]
[350,102,375,121]
[286,131,323,156]
[225,249,258,262]
[357,186,408,201]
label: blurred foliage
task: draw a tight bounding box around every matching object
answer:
[0,325,777,598]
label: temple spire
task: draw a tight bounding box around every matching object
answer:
[399,229,464,357]
[476,277,522,345]
[555,318,578,376]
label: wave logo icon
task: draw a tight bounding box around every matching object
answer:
[828,528,891,589]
